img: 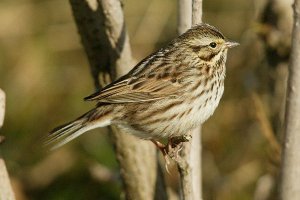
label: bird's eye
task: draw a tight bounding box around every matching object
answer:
[209,42,217,48]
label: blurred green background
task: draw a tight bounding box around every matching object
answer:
[0,0,291,199]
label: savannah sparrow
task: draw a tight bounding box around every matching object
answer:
[46,23,239,154]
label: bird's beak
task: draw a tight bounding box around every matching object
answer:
[225,41,239,48]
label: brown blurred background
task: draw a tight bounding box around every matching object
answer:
[0,0,292,199]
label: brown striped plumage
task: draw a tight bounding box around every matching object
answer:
[46,23,239,150]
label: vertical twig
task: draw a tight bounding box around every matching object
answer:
[177,0,192,33]
[177,0,202,200]
[69,0,167,199]
[0,89,16,200]
[280,0,300,199]
[192,0,203,24]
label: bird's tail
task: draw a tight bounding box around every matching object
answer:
[44,106,113,150]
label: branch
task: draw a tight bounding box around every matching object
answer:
[280,0,300,199]
[177,0,192,34]
[69,0,167,199]
[192,0,203,24]
[0,89,15,200]
[176,0,202,199]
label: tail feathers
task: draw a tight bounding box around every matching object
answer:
[44,119,85,150]
[45,108,112,150]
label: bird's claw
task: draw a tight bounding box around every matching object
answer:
[151,135,191,171]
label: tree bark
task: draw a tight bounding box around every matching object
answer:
[177,0,202,200]
[0,89,16,200]
[280,0,300,199]
[69,0,166,199]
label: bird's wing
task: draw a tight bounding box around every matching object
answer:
[84,52,185,103]
[85,77,180,103]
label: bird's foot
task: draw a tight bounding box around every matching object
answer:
[167,134,192,161]
[151,134,192,171]
[170,134,192,146]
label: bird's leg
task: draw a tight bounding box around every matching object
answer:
[151,139,170,166]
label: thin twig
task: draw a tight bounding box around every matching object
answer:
[280,0,300,199]
[176,0,203,199]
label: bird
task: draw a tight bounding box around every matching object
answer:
[45,23,239,156]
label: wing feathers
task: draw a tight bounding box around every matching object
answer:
[84,52,184,103]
